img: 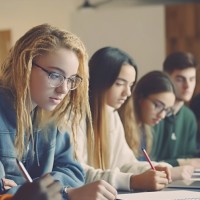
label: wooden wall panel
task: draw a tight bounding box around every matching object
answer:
[165,3,200,95]
[196,4,200,37]
[0,30,11,65]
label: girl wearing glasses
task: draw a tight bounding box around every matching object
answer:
[0,24,117,200]
[73,47,172,192]
[119,70,194,180]
[120,71,176,161]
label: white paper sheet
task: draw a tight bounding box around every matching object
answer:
[117,190,200,200]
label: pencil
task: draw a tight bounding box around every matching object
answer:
[141,148,155,170]
[16,159,33,182]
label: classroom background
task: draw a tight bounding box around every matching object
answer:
[0,0,200,93]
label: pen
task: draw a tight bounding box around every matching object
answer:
[16,159,33,182]
[141,148,155,170]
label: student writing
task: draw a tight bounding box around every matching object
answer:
[0,24,117,200]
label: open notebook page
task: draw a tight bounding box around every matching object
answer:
[117,190,200,200]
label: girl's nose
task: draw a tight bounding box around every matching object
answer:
[124,85,131,97]
[157,109,166,120]
[55,80,69,94]
[184,80,189,89]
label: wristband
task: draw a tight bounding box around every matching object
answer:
[63,186,69,199]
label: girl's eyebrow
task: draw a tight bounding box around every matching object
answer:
[176,75,185,79]
[117,77,135,85]
[154,99,165,107]
[47,66,66,76]
[117,78,127,82]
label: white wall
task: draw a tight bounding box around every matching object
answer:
[0,0,82,43]
[0,0,165,77]
[71,5,166,77]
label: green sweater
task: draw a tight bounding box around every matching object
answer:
[151,105,198,166]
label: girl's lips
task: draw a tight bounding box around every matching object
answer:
[49,97,62,104]
[50,96,62,100]
[118,98,126,103]
[52,98,60,100]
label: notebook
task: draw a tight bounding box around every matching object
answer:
[117,190,200,200]
[167,180,200,189]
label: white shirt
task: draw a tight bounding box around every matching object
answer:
[73,106,155,190]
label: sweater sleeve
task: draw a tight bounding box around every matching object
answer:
[83,163,133,190]
[50,131,85,188]
[76,109,162,191]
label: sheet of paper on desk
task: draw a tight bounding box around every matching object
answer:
[194,169,200,173]
[167,180,200,189]
[117,190,200,200]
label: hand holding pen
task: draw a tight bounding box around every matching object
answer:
[15,159,62,200]
[142,148,155,170]
[142,148,172,182]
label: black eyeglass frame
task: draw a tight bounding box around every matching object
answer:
[32,62,82,90]
[147,98,174,117]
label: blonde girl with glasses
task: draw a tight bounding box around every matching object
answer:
[0,24,117,200]
[119,70,195,180]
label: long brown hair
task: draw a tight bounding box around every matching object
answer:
[88,47,137,169]
[0,24,93,159]
[118,96,141,157]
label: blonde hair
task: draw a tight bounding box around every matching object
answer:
[0,24,93,159]
[118,96,152,158]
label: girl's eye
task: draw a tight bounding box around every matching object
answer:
[176,78,184,82]
[115,82,124,86]
[50,73,61,80]
[154,102,162,109]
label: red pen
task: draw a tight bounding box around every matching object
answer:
[141,148,155,170]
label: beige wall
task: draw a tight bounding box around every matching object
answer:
[0,0,81,43]
[0,0,165,77]
[71,5,165,77]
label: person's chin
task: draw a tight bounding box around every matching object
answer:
[151,119,160,126]
[42,104,57,112]
[116,103,123,109]
[180,95,192,102]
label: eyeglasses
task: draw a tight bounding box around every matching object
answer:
[32,62,82,90]
[147,98,174,117]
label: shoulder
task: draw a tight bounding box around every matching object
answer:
[190,95,200,120]
[37,125,71,149]
[179,105,196,119]
[190,93,200,107]
[0,87,16,129]
[0,87,14,108]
